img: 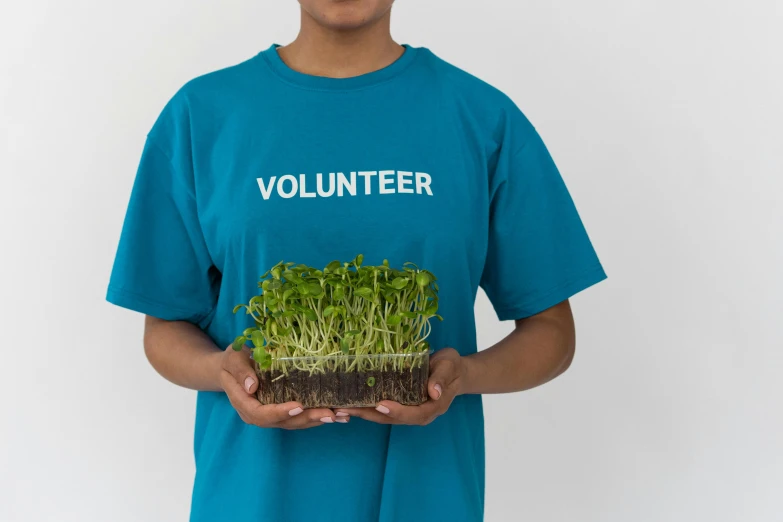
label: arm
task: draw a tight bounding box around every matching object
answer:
[143,316,340,426]
[460,299,575,395]
[143,316,224,391]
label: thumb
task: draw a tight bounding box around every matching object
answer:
[427,357,456,401]
[224,346,258,395]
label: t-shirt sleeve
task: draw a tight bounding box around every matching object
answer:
[480,125,606,321]
[106,114,219,325]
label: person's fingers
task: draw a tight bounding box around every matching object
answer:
[222,345,258,394]
[276,417,324,430]
[335,407,398,424]
[372,400,443,425]
[427,352,460,401]
[247,401,311,426]
[222,373,304,426]
[277,408,344,429]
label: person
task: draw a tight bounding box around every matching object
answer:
[106,1,606,520]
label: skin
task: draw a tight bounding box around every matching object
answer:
[142,0,579,428]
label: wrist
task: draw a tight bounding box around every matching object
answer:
[207,349,227,392]
[457,354,482,396]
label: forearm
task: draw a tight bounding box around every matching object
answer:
[460,300,576,395]
[143,316,224,391]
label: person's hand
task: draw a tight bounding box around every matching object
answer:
[335,347,465,425]
[218,346,343,429]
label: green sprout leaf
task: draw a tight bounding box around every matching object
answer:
[415,272,430,287]
[232,304,244,314]
[355,254,364,267]
[391,277,408,290]
[323,305,335,317]
[340,338,350,354]
[253,348,271,369]
[283,271,302,284]
[386,315,402,326]
[232,336,247,351]
[250,330,265,348]
[366,376,376,387]
[303,309,318,321]
[325,260,341,272]
[355,287,374,299]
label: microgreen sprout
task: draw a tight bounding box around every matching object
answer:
[232,255,442,376]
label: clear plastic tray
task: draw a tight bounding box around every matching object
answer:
[254,351,431,408]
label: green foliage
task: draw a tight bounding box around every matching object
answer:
[232,256,442,373]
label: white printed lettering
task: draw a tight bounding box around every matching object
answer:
[357,171,377,195]
[299,174,316,198]
[257,170,431,200]
[397,171,413,194]
[316,173,335,197]
[277,174,298,198]
[337,172,357,197]
[379,170,395,194]
[415,172,433,196]
[257,176,277,200]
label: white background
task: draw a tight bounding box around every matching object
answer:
[1,1,781,521]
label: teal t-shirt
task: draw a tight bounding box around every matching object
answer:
[107,44,605,522]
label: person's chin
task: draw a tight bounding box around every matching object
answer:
[317,3,377,29]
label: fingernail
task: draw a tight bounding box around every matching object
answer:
[320,417,334,423]
[433,384,442,399]
[376,405,390,415]
[288,407,303,416]
[335,418,349,423]
[335,412,349,417]
[244,377,255,392]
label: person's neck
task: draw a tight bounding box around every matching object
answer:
[277,11,403,79]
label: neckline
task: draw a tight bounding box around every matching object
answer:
[258,43,419,91]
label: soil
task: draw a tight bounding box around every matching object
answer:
[255,360,429,408]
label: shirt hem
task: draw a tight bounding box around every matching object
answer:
[492,265,607,321]
[106,285,205,323]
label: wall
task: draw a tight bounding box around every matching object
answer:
[1,1,781,521]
